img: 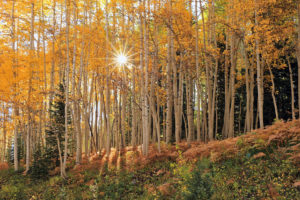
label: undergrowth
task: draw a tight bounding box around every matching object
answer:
[179,141,300,200]
[1,121,300,199]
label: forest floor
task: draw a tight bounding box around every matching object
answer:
[1,120,300,199]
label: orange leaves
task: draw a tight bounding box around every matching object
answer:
[0,163,9,171]
[293,181,300,188]
[252,152,266,159]
[183,120,300,163]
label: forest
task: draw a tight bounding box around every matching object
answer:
[0,0,300,199]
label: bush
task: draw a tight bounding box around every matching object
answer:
[183,158,214,200]
[28,147,52,180]
[96,170,145,200]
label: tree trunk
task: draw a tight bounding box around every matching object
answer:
[242,41,251,132]
[222,31,230,138]
[150,4,161,151]
[131,66,137,147]
[142,0,149,155]
[41,0,47,149]
[200,0,213,141]
[288,59,295,120]
[166,0,173,144]
[50,0,56,105]
[250,56,255,130]
[105,0,111,157]
[25,2,35,174]
[62,0,70,178]
[228,33,236,138]
[2,105,7,162]
[195,0,201,142]
[268,65,279,120]
[297,3,300,119]
[173,51,181,144]
[255,1,264,129]
[83,67,89,157]
[13,0,19,171]
[187,75,194,144]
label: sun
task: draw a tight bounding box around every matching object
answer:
[116,54,128,66]
[108,41,139,69]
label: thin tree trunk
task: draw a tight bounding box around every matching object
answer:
[209,0,218,141]
[131,66,137,147]
[25,2,35,174]
[228,33,236,138]
[94,83,99,152]
[187,75,194,144]
[71,2,81,165]
[150,4,160,151]
[62,0,70,178]
[166,0,173,144]
[142,0,149,155]
[83,67,89,157]
[242,41,251,132]
[56,135,64,177]
[255,1,264,129]
[76,6,86,163]
[50,0,56,105]
[250,56,255,130]
[12,1,18,171]
[297,3,300,119]
[268,65,279,120]
[41,0,47,149]
[121,90,127,148]
[200,0,213,141]
[238,99,242,134]
[105,0,111,157]
[173,53,181,144]
[222,31,230,138]
[288,59,295,120]
[195,0,202,142]
[2,105,7,162]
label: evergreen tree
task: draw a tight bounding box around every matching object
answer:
[46,83,66,167]
[29,83,72,178]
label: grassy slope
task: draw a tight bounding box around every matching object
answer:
[0,120,300,199]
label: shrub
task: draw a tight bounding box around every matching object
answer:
[97,170,145,200]
[183,159,214,200]
[28,147,52,180]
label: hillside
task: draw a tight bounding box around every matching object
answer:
[1,120,300,199]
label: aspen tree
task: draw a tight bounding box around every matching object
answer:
[195,0,201,142]
[166,0,173,144]
[25,2,35,174]
[242,41,251,132]
[62,0,70,178]
[297,2,300,118]
[268,65,279,120]
[2,105,7,162]
[105,0,111,156]
[288,59,295,120]
[142,0,149,156]
[50,0,56,105]
[11,0,19,172]
[255,0,264,128]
